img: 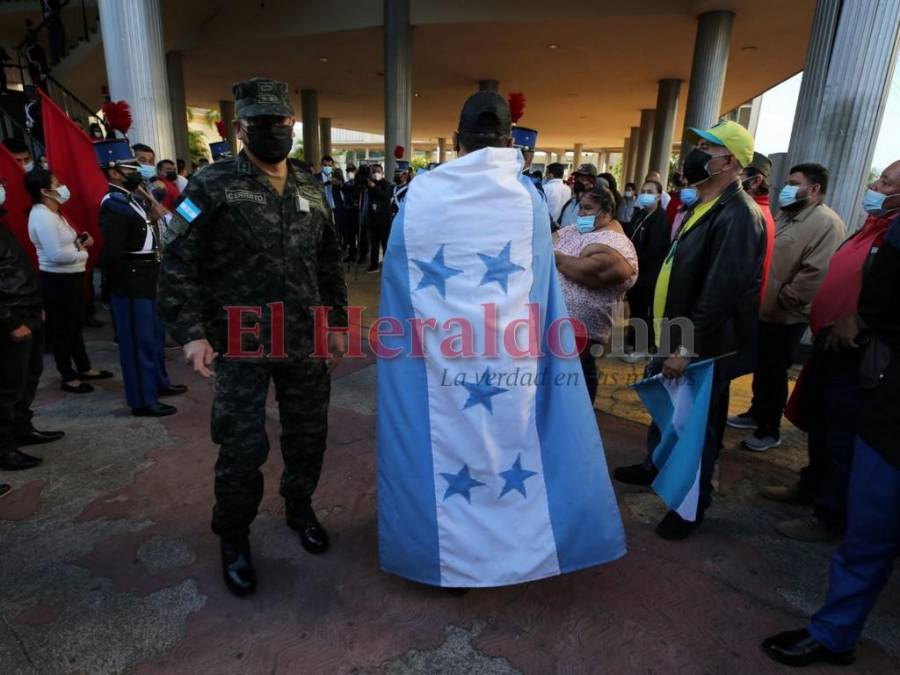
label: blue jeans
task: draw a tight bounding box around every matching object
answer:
[808,437,900,652]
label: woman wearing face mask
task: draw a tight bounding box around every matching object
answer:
[553,185,638,402]
[25,169,111,393]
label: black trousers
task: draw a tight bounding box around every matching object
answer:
[40,271,91,382]
[626,285,655,352]
[367,219,390,269]
[0,322,44,454]
[748,321,808,437]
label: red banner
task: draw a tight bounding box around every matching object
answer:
[39,89,108,272]
[0,143,37,270]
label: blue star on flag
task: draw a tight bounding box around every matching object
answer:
[462,366,509,413]
[499,454,538,498]
[477,241,524,293]
[440,464,486,503]
[412,245,463,298]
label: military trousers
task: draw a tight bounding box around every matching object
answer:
[210,357,331,539]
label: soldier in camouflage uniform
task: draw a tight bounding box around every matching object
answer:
[158,78,348,597]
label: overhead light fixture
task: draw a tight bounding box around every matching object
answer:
[741,45,757,52]
[547,43,559,49]
[320,57,329,62]
[414,92,420,97]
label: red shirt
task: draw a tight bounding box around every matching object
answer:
[161,177,180,211]
[752,194,776,304]
[809,214,893,334]
[665,191,681,223]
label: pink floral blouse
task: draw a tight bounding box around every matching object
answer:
[554,225,638,343]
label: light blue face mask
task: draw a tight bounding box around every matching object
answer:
[779,184,800,207]
[138,163,156,180]
[680,187,699,207]
[636,193,657,209]
[862,188,900,216]
[322,165,333,177]
[576,214,596,233]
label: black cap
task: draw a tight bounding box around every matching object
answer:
[747,151,771,179]
[573,163,598,177]
[457,91,511,136]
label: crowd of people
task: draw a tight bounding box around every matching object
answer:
[0,76,898,668]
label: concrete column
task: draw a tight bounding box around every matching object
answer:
[783,0,900,228]
[620,137,631,185]
[634,109,655,185]
[478,80,499,92]
[680,11,734,159]
[438,136,446,163]
[319,117,332,159]
[625,126,640,184]
[301,89,320,169]
[98,0,175,159]
[649,79,681,187]
[164,51,190,165]
[572,143,583,170]
[384,0,412,178]
[218,100,236,155]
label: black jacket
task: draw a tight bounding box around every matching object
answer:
[99,185,160,299]
[660,181,766,380]
[627,205,670,290]
[0,220,42,332]
[857,215,900,466]
[360,179,391,228]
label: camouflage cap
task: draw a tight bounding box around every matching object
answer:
[232,77,294,119]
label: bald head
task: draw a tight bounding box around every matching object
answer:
[645,170,662,183]
[870,160,900,212]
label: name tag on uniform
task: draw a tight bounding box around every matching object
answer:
[225,189,266,205]
[296,195,310,213]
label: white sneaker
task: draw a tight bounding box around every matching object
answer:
[741,434,782,452]
[620,352,644,364]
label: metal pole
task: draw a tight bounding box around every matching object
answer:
[384,0,412,178]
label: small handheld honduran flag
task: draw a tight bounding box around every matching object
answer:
[632,359,715,522]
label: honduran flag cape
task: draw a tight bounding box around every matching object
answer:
[376,147,626,588]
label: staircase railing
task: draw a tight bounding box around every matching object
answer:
[0,107,45,160]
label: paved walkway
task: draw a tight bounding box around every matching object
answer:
[1,272,898,674]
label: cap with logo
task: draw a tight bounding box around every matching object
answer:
[232,77,294,119]
[573,163,598,177]
[511,126,538,152]
[685,120,755,168]
[94,138,139,169]
[457,91,512,137]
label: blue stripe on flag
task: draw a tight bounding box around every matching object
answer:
[522,174,627,573]
[376,200,441,586]
[176,198,201,223]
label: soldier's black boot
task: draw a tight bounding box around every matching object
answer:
[220,536,257,597]
[286,502,330,555]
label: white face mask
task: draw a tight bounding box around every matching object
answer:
[50,185,71,204]
[373,171,383,181]
[24,161,34,173]
[0,185,6,206]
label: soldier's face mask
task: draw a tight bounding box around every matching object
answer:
[241,118,293,163]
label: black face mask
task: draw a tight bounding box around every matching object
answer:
[122,170,143,191]
[573,181,586,195]
[165,170,178,182]
[244,124,293,163]
[683,148,714,185]
[152,187,167,202]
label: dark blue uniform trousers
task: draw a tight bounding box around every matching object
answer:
[807,437,900,652]
[110,294,170,410]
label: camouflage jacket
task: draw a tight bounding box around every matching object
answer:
[158,152,348,360]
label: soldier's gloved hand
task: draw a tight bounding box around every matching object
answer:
[184,339,217,378]
[326,333,347,374]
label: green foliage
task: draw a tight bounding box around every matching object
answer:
[410,156,428,171]
[188,129,209,166]
[205,109,221,126]
[290,143,304,161]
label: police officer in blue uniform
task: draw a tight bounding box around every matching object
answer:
[95,140,186,417]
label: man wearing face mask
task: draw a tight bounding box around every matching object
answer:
[613,120,767,541]
[155,159,180,211]
[317,155,335,185]
[97,140,184,419]
[558,164,600,228]
[2,138,34,173]
[738,153,776,303]
[158,78,348,597]
[357,162,392,273]
[618,183,637,224]
[763,160,900,544]
[730,163,846,453]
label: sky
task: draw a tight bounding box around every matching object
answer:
[754,58,900,172]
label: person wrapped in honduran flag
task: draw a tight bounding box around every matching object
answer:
[376,91,626,588]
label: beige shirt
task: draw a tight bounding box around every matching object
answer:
[760,201,847,324]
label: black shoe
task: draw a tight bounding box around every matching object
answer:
[84,317,105,328]
[0,449,43,471]
[61,381,94,394]
[444,587,470,597]
[77,369,114,381]
[655,509,703,541]
[762,629,856,667]
[286,503,330,554]
[612,463,657,486]
[132,403,177,417]
[220,537,257,597]
[16,429,65,446]
[158,384,188,398]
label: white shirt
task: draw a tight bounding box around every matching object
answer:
[28,203,88,273]
[543,178,571,222]
[175,174,188,193]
